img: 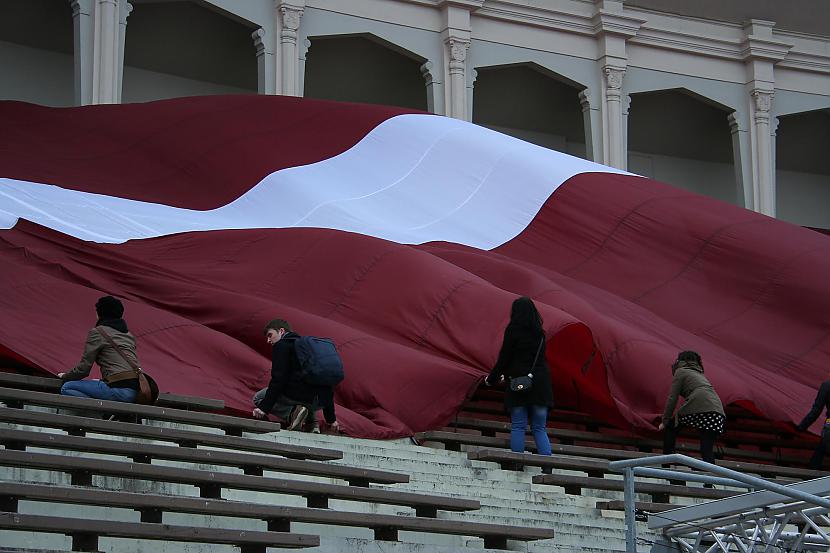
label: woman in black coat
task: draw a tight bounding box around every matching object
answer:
[485,297,553,455]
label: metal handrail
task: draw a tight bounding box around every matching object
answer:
[608,453,830,552]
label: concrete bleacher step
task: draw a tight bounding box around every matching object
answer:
[1,408,659,552]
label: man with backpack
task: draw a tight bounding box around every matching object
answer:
[252,319,342,433]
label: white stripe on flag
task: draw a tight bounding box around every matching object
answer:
[0,114,632,249]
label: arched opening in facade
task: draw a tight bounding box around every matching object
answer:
[303,35,428,111]
[472,63,587,158]
[776,108,830,229]
[627,89,737,205]
[0,0,74,106]
[123,0,257,103]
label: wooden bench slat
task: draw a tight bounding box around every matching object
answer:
[532,473,735,501]
[0,387,263,435]
[0,449,479,514]
[595,500,678,513]
[0,407,341,461]
[0,511,318,549]
[418,429,809,466]
[0,373,224,411]
[466,447,824,482]
[156,392,224,412]
[0,428,405,486]
[0,482,554,546]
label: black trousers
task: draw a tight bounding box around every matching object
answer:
[808,425,830,470]
[663,418,719,464]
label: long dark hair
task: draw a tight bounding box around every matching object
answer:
[509,296,544,333]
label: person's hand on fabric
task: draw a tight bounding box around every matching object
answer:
[57,372,67,379]
[658,421,665,431]
[252,407,267,419]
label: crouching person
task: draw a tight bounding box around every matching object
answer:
[57,295,140,402]
[253,319,316,430]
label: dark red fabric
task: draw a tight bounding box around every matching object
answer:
[1,96,829,438]
[0,220,591,438]
[0,95,418,210]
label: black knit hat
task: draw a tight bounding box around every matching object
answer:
[95,295,124,319]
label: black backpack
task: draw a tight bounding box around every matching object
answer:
[293,336,345,386]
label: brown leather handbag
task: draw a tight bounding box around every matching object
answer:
[97,327,158,405]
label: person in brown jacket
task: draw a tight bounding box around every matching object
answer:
[659,350,725,464]
[57,296,140,402]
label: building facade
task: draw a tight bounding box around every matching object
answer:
[2,0,829,228]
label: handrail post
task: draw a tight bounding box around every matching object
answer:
[624,466,637,552]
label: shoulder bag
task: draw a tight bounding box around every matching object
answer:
[97,327,157,405]
[509,336,545,393]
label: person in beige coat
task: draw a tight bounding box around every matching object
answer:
[659,350,725,463]
[57,295,140,402]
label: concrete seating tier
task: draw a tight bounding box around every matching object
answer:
[0,387,272,436]
[0,371,224,411]
[0,448,479,515]
[0,481,554,550]
[0,511,318,552]
[532,473,735,503]
[447,416,816,464]
[0,406,341,460]
[417,429,811,467]
[467,447,826,483]
[0,427,406,486]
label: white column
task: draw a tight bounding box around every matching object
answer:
[420,61,441,114]
[602,66,626,169]
[91,0,121,104]
[116,1,132,102]
[622,94,632,170]
[275,1,304,96]
[750,89,775,216]
[729,111,752,208]
[592,0,644,169]
[252,28,276,95]
[579,89,600,162]
[439,1,482,121]
[70,0,93,105]
[741,19,791,216]
[444,37,470,119]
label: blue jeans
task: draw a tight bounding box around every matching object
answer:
[510,404,552,456]
[61,380,137,403]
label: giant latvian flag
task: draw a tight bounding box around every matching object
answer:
[1,95,828,438]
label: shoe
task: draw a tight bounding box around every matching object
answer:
[310,423,321,434]
[287,405,309,431]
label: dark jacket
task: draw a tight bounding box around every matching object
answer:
[661,361,724,422]
[258,332,317,413]
[487,324,554,410]
[798,380,830,431]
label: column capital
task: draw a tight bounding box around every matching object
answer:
[578,89,592,112]
[252,28,268,56]
[727,111,742,134]
[750,89,774,123]
[420,61,436,86]
[602,66,625,101]
[445,37,469,63]
[279,5,303,32]
[69,0,92,17]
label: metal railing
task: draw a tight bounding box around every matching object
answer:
[608,454,830,552]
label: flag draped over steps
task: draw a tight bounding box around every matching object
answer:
[1,94,828,438]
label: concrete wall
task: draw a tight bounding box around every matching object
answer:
[0,40,74,107]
